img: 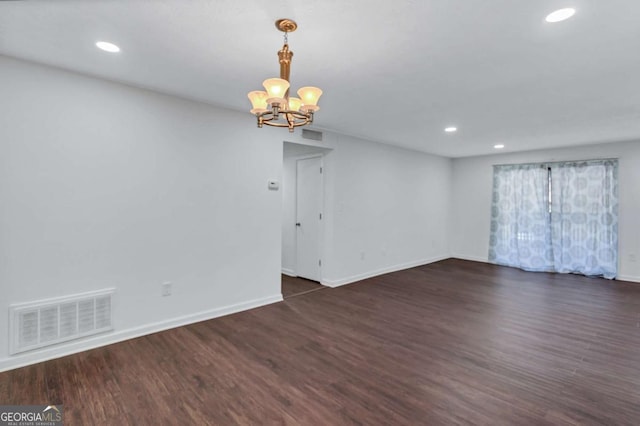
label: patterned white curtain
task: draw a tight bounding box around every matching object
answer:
[550,160,618,279]
[488,164,554,272]
[488,159,618,279]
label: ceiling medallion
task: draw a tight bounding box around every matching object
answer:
[247,19,323,133]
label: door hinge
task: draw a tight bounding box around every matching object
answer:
[319,213,322,220]
[319,259,322,267]
[320,167,323,174]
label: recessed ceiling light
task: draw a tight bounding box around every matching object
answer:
[545,8,576,23]
[444,127,457,133]
[96,41,120,53]
[494,144,505,149]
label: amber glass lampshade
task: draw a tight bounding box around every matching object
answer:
[287,97,302,112]
[247,91,268,114]
[297,86,322,112]
[263,78,290,106]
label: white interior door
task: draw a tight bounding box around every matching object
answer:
[296,156,322,282]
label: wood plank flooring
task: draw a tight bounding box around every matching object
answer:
[2,259,640,425]
[281,274,324,299]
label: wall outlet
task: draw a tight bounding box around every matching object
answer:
[629,254,637,263]
[161,282,172,297]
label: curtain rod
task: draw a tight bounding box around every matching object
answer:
[493,157,618,167]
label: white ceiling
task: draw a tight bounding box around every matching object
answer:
[1,0,639,157]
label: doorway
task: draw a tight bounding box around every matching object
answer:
[281,142,328,297]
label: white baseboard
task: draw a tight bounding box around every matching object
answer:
[452,257,640,283]
[450,254,489,263]
[453,257,640,283]
[617,274,640,284]
[321,255,450,288]
[0,294,282,373]
[281,268,296,277]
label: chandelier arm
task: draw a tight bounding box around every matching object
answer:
[262,121,293,128]
[287,115,294,132]
[262,121,310,129]
[256,110,309,120]
[284,111,306,132]
[284,110,310,120]
[260,113,311,129]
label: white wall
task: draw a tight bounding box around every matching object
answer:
[282,132,453,287]
[0,56,283,371]
[451,140,640,282]
[324,134,452,286]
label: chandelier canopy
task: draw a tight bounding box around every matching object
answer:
[247,19,323,133]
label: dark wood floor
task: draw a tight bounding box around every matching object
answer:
[281,274,324,298]
[2,259,640,425]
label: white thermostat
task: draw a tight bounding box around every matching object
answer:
[268,180,280,190]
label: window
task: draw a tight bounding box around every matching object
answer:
[488,159,618,279]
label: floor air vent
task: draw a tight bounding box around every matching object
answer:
[9,289,114,355]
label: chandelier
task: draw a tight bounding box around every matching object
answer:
[247,19,323,133]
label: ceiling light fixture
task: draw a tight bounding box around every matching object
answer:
[494,144,505,149]
[444,127,458,133]
[545,8,576,23]
[96,41,120,53]
[247,19,322,133]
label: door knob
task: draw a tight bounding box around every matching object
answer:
[296,222,301,227]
